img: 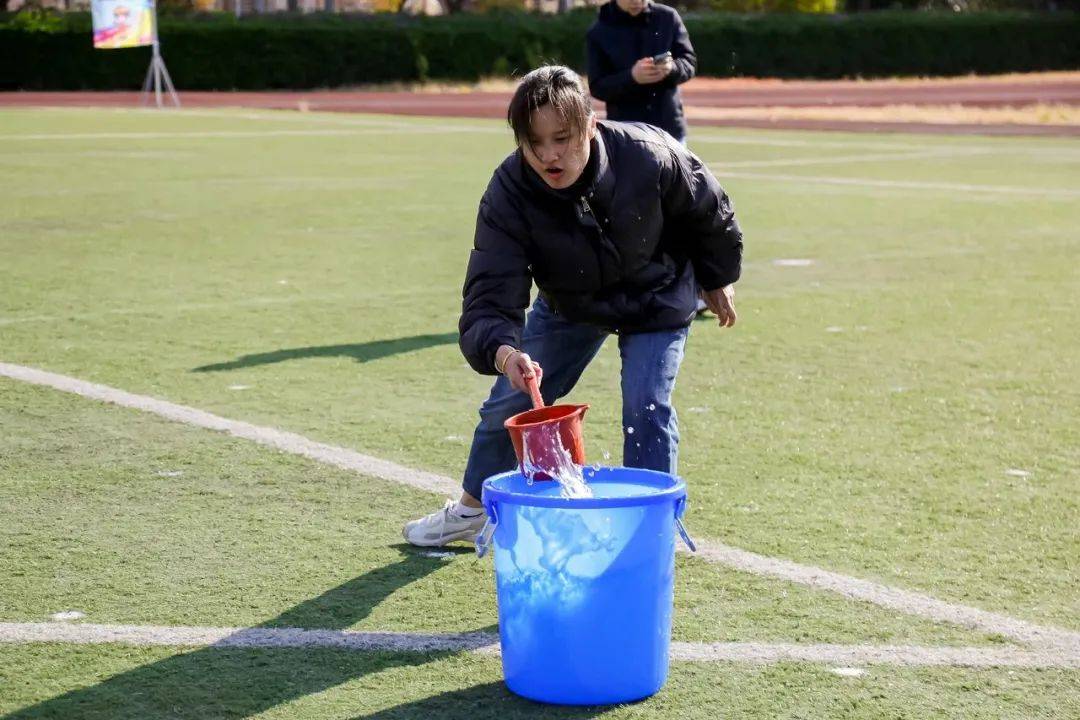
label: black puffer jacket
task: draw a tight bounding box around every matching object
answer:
[586,1,697,141]
[459,121,743,376]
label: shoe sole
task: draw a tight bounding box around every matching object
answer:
[401,525,482,548]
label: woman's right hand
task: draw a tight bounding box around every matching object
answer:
[496,345,544,394]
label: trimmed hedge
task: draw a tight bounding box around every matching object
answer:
[2,10,1077,90]
[689,12,1080,78]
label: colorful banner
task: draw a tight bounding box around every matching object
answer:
[91,0,156,50]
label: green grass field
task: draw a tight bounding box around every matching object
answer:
[1,107,1078,718]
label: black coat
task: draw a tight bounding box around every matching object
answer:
[586,1,697,141]
[459,121,743,376]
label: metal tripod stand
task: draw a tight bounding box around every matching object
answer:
[140,40,180,108]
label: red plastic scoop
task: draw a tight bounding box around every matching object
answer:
[504,375,588,477]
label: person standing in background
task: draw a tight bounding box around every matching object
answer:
[587,0,705,311]
[586,0,697,144]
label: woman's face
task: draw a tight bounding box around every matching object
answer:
[521,104,597,191]
[616,0,646,16]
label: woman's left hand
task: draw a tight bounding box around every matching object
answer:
[701,285,737,328]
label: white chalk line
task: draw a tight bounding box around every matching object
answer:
[690,132,1080,158]
[0,295,331,326]
[1,622,1075,669]
[0,362,458,497]
[163,109,1080,159]
[2,361,1079,658]
[0,286,455,327]
[714,147,988,170]
[151,107,500,134]
[32,105,493,131]
[14,105,1079,157]
[669,640,1078,668]
[0,126,486,142]
[89,106,1080,157]
[710,170,1080,199]
[7,106,500,140]
[0,129,348,141]
[691,134,925,151]
[692,543,1078,655]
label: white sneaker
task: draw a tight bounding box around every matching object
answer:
[402,500,487,547]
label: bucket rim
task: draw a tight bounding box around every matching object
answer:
[481,466,686,509]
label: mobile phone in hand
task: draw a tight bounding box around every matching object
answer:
[651,51,672,64]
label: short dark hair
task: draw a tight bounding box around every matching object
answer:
[507,66,593,145]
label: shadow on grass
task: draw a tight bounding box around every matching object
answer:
[353,681,614,720]
[191,332,458,373]
[2,546,524,720]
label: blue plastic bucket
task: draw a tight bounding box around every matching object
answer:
[478,466,695,705]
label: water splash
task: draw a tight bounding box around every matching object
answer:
[520,424,593,499]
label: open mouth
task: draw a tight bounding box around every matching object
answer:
[545,167,565,181]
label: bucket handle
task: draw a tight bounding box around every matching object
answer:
[475,500,499,559]
[675,497,697,552]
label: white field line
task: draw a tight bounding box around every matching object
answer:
[155,107,501,134]
[19,105,1080,157]
[0,362,459,497]
[3,361,1079,657]
[34,105,498,132]
[21,106,502,137]
[692,542,1080,654]
[668,640,1079,668]
[0,299,306,326]
[0,127,484,142]
[0,286,455,327]
[709,169,1080,199]
[5,129,1066,201]
[0,129,357,141]
[690,133,1080,158]
[715,148,988,169]
[99,107,1080,157]
[0,295,336,326]
[1,622,1076,668]
[127,107,441,128]
[692,134,931,151]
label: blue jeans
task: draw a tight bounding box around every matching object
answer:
[462,297,689,500]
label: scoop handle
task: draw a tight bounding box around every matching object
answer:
[525,374,544,410]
